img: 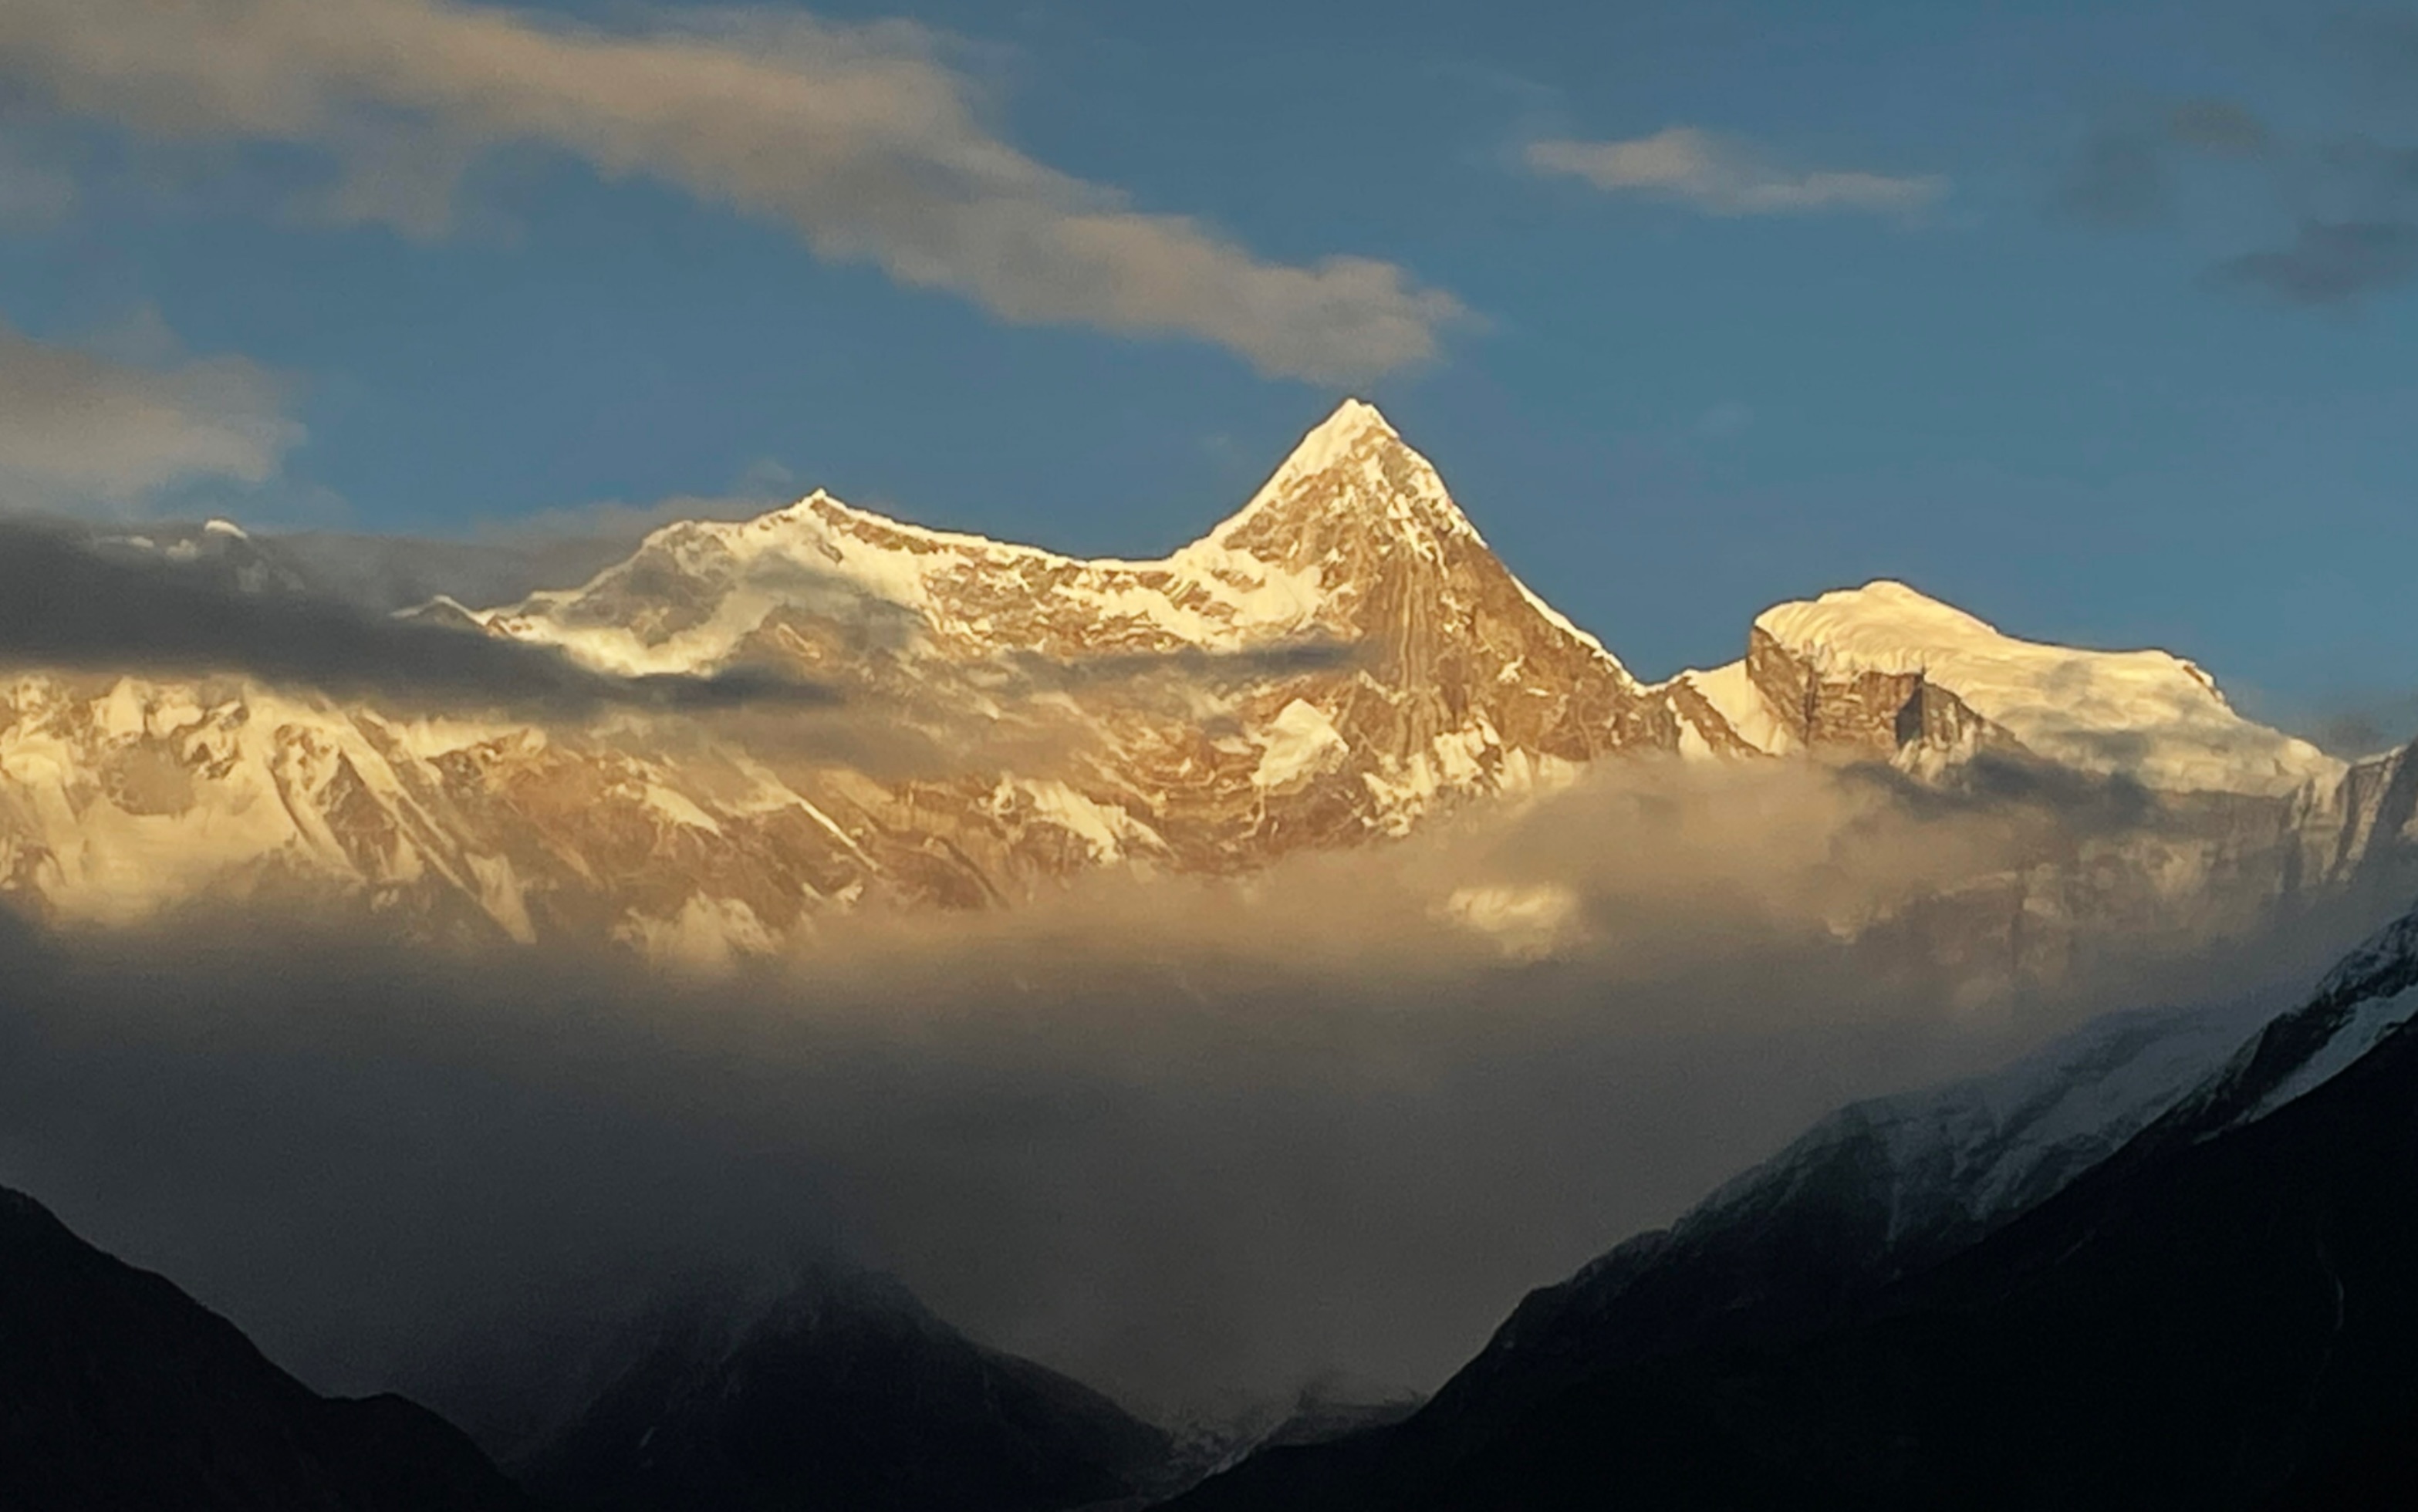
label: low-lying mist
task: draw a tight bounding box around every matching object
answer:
[0,754,2381,1443]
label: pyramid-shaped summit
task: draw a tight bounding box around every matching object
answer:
[1204,398,1486,563]
[1258,397,1407,484]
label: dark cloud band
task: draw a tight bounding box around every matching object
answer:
[0,521,839,715]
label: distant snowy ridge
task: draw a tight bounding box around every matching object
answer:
[2143,899,2418,1136]
[1701,994,2278,1248]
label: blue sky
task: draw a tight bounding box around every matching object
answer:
[3,0,2416,739]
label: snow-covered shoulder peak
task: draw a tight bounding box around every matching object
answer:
[1757,580,1994,667]
[751,488,1082,566]
[1758,580,2340,796]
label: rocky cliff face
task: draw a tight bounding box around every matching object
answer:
[1737,623,2008,761]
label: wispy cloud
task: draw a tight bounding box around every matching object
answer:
[2216,220,2418,305]
[2165,98,2271,160]
[2055,92,2418,309]
[1525,127,1946,218]
[0,315,300,513]
[2053,99,2274,231]
[2054,126,2175,229]
[0,0,1463,383]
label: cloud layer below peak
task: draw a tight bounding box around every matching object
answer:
[0,0,1462,383]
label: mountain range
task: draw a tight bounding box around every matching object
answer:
[2,400,2410,969]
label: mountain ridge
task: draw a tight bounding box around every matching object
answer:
[1,400,2403,962]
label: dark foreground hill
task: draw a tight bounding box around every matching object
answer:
[517,1263,1173,1512]
[0,1184,525,1512]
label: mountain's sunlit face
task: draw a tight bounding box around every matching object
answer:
[4,5,2418,1510]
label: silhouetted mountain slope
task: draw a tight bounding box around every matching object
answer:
[1174,902,2418,1510]
[0,1184,524,1512]
[520,1264,1171,1512]
[2262,1399,2418,1510]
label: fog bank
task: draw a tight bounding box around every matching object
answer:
[0,756,2381,1433]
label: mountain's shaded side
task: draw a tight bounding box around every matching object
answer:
[517,1263,1172,1512]
[2265,1401,2418,1509]
[1170,899,2418,1510]
[0,1183,525,1512]
[1409,991,2280,1445]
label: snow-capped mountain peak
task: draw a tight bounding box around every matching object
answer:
[1241,397,1407,501]
[1758,579,1998,669]
[1268,396,1400,474]
[1200,399,1489,567]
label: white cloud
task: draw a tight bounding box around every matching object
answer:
[0,316,301,512]
[0,0,1464,383]
[1528,126,1945,218]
